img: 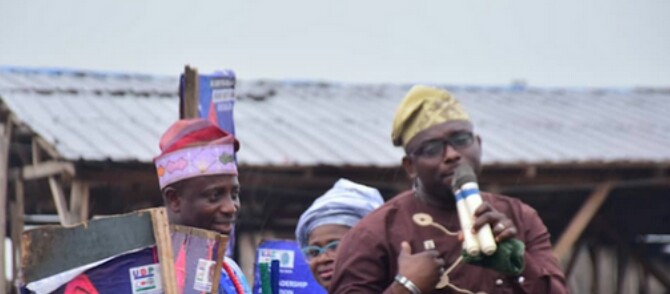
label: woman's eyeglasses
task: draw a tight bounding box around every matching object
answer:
[302,240,340,260]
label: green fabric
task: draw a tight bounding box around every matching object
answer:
[260,262,272,294]
[462,238,525,275]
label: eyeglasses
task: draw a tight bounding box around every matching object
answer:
[301,240,340,260]
[412,132,475,158]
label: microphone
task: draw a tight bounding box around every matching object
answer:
[453,164,497,256]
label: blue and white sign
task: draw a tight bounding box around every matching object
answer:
[198,70,236,135]
[252,240,326,294]
[179,69,236,135]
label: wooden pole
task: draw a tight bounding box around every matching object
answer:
[31,138,41,164]
[182,65,199,119]
[34,136,60,160]
[588,244,600,294]
[69,180,90,223]
[553,182,613,261]
[150,208,178,294]
[0,118,13,293]
[563,240,583,280]
[638,261,649,294]
[48,176,74,226]
[11,179,24,292]
[210,234,227,294]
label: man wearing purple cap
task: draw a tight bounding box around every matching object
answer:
[155,118,251,294]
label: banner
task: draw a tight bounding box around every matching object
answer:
[252,240,325,294]
[179,70,236,135]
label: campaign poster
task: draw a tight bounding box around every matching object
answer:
[252,240,325,294]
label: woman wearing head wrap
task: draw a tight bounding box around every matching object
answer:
[295,179,384,290]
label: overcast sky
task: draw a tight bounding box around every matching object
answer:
[1,0,668,88]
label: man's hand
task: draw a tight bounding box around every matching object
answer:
[396,241,445,293]
[472,202,517,242]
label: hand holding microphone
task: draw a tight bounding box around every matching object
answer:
[452,164,504,256]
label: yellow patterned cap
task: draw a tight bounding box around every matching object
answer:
[391,85,470,147]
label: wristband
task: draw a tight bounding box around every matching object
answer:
[394,274,421,294]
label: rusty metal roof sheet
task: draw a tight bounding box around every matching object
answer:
[1,68,669,167]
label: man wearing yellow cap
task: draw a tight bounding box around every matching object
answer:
[330,86,567,293]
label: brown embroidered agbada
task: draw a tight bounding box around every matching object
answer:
[330,191,568,294]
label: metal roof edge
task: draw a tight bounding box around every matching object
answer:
[3,66,669,94]
[0,65,175,80]
[484,161,670,169]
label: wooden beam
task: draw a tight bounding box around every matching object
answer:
[150,208,178,294]
[634,245,670,291]
[48,176,74,226]
[239,172,408,194]
[638,261,649,294]
[597,219,652,294]
[482,164,666,187]
[563,240,583,280]
[588,244,600,294]
[615,243,629,294]
[77,168,157,185]
[9,201,19,290]
[553,182,613,260]
[0,119,13,293]
[211,232,226,294]
[10,179,24,292]
[31,137,41,164]
[23,161,75,180]
[500,177,669,196]
[69,180,90,223]
[182,65,199,119]
[34,136,60,160]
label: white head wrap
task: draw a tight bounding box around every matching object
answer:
[295,179,384,248]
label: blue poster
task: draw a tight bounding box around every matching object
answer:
[179,69,236,135]
[252,240,326,294]
[53,247,161,294]
[197,70,236,135]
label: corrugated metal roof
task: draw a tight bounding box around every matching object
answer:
[1,68,669,167]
